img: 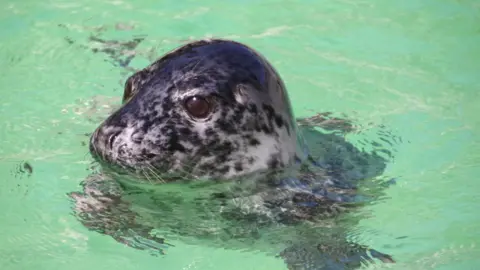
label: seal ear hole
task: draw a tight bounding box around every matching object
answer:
[233,84,250,105]
[184,96,212,119]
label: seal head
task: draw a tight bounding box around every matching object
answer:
[89,39,304,181]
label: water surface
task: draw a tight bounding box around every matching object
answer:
[0,0,479,269]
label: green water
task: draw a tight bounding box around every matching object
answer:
[1,0,479,269]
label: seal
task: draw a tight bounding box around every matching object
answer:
[69,38,396,269]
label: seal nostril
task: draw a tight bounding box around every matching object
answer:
[108,131,121,149]
[131,132,144,144]
[118,144,127,156]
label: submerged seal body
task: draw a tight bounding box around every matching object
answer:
[70,39,395,269]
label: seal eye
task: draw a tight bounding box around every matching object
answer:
[184,96,211,118]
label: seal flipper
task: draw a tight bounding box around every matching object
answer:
[280,242,394,270]
[68,173,171,255]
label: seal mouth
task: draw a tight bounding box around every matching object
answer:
[89,143,202,185]
[91,157,187,185]
[89,128,201,184]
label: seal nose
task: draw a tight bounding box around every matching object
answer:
[89,127,122,160]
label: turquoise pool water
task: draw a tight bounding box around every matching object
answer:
[1,0,479,269]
